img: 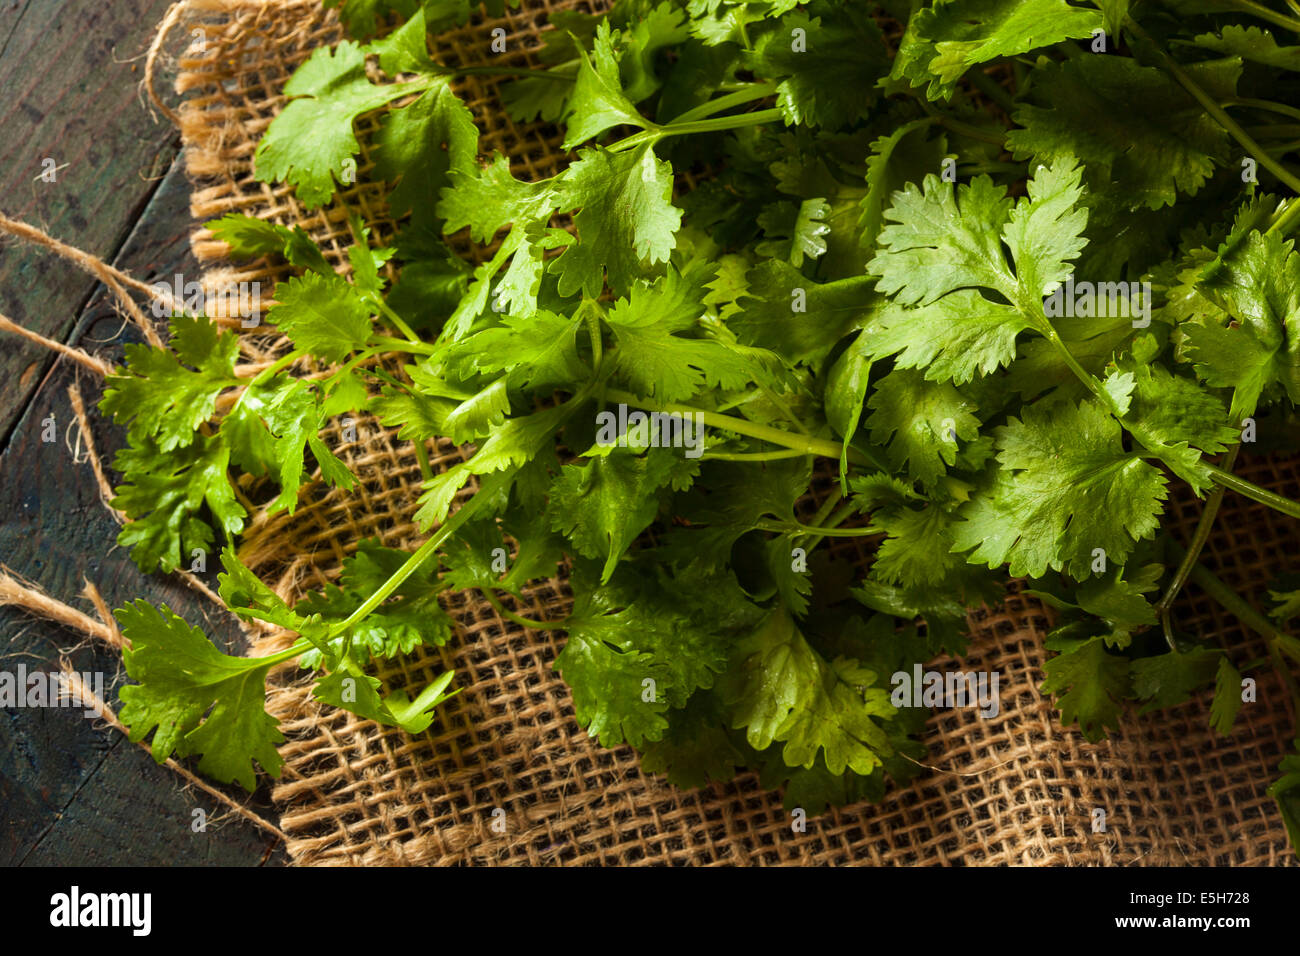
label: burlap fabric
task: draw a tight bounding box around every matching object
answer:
[165,0,1298,865]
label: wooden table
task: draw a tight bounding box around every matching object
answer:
[0,0,285,865]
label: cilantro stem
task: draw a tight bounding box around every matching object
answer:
[370,334,436,354]
[660,107,785,138]
[958,161,1026,176]
[755,384,810,435]
[1268,196,1300,235]
[413,439,434,482]
[226,347,309,423]
[1039,326,1109,404]
[326,348,380,389]
[365,366,408,390]
[324,471,514,640]
[253,637,316,668]
[1220,0,1300,33]
[1156,445,1241,646]
[702,447,811,461]
[805,488,844,530]
[794,500,870,553]
[1044,322,1300,522]
[1171,542,1300,674]
[968,69,1015,114]
[248,348,306,388]
[667,82,778,125]
[481,588,566,629]
[609,108,785,154]
[1128,18,1300,195]
[580,299,603,368]
[1204,464,1300,520]
[934,114,1007,146]
[366,295,422,344]
[1036,304,1300,528]
[917,99,1007,146]
[757,519,880,538]
[603,387,866,464]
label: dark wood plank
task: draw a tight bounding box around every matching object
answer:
[0,0,287,867]
[0,158,286,866]
[20,732,282,867]
[0,0,181,444]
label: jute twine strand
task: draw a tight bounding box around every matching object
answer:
[0,567,287,843]
[0,313,114,377]
[0,212,167,348]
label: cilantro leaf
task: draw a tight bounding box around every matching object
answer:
[1131,647,1221,713]
[254,41,421,207]
[872,504,966,590]
[549,448,694,583]
[116,600,283,790]
[1268,739,1300,850]
[269,271,374,363]
[553,144,683,298]
[859,119,950,255]
[101,315,239,452]
[312,661,459,734]
[1041,633,1131,741]
[867,368,981,488]
[1007,57,1238,209]
[748,4,888,129]
[207,214,334,274]
[324,0,418,39]
[687,0,800,46]
[756,197,831,267]
[868,291,1031,384]
[296,539,453,669]
[953,399,1167,578]
[733,264,879,366]
[414,404,571,527]
[1210,654,1244,736]
[1184,230,1300,419]
[868,173,1017,306]
[446,310,588,393]
[439,153,559,245]
[640,692,746,788]
[111,434,246,574]
[562,20,649,147]
[1193,24,1300,71]
[227,373,357,515]
[719,609,896,775]
[891,0,1101,100]
[867,159,1089,380]
[604,266,762,400]
[440,511,563,597]
[372,76,479,229]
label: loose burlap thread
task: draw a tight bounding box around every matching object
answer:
[164,0,1298,865]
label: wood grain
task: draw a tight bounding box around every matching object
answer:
[0,0,287,866]
[0,0,180,444]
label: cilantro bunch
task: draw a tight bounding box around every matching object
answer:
[59,0,1300,845]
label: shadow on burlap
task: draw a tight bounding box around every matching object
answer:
[162,0,1298,865]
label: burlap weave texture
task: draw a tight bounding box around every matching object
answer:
[167,0,1298,865]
